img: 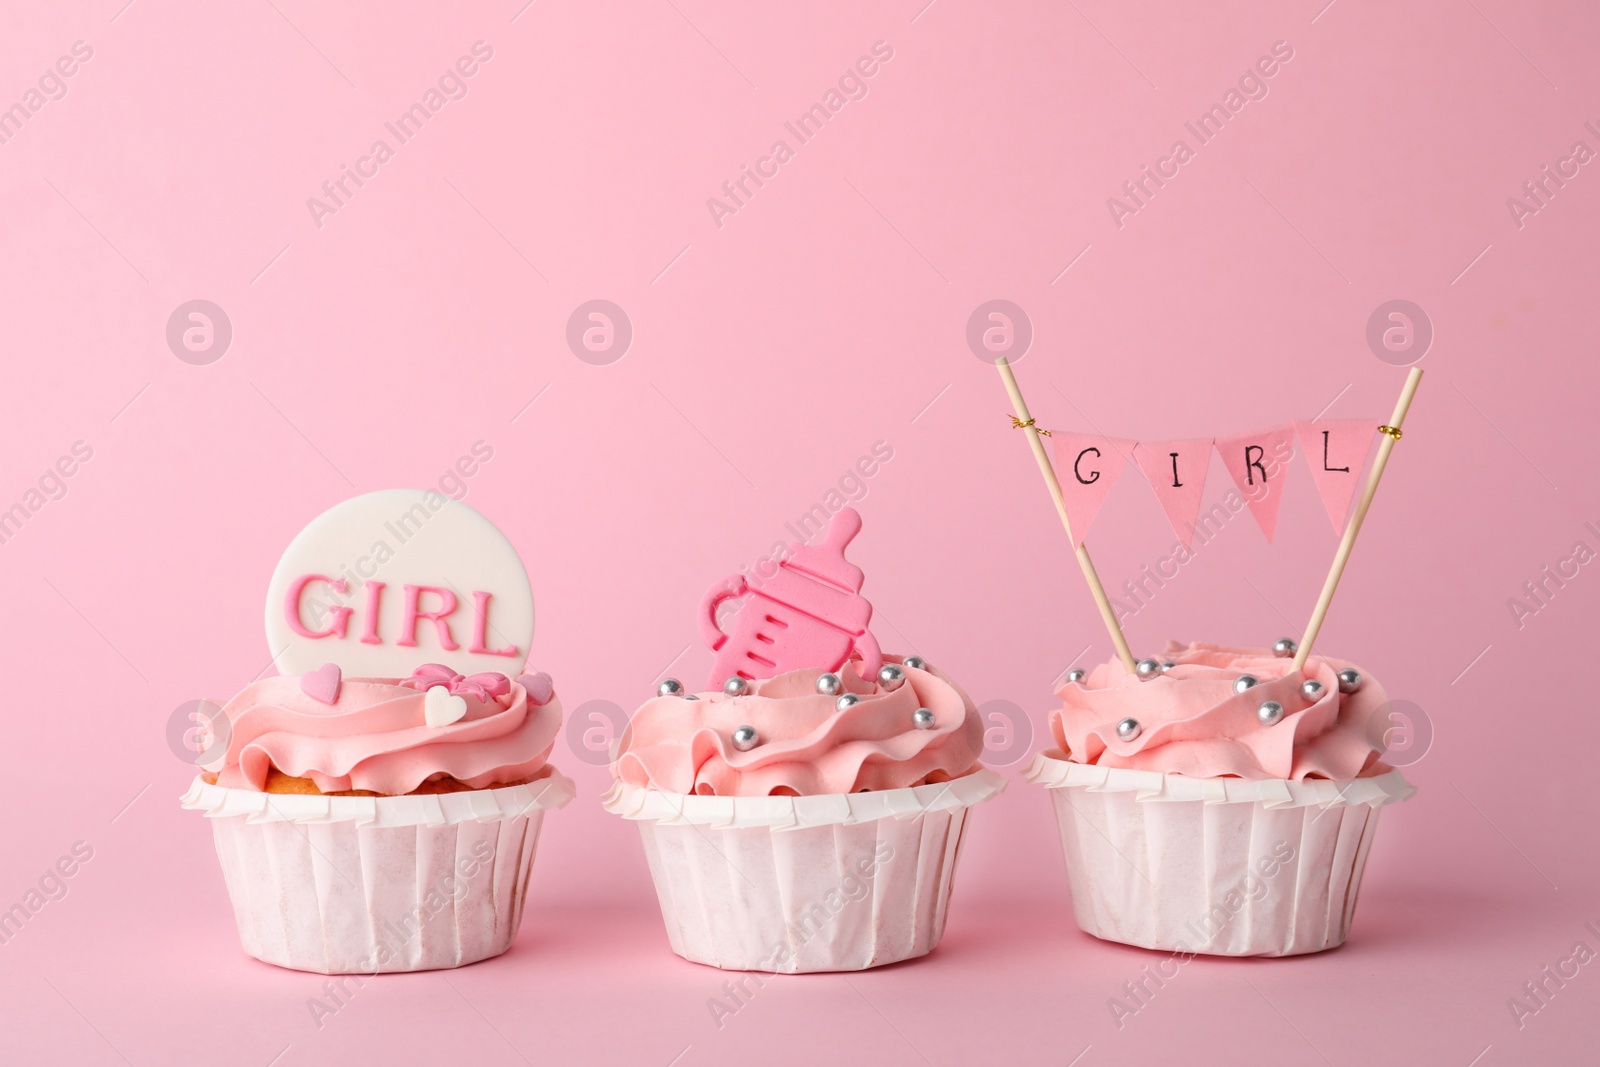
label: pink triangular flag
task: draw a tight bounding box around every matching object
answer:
[1215,426,1298,542]
[1132,438,1212,548]
[1295,419,1379,535]
[1052,433,1135,545]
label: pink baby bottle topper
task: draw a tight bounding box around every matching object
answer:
[699,507,883,688]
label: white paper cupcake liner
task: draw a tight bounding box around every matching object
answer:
[182,772,575,974]
[1025,751,1413,957]
[602,769,1005,972]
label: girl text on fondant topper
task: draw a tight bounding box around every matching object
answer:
[264,490,535,679]
[284,576,520,658]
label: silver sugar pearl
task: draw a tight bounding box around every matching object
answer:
[1135,658,1163,681]
[723,676,749,697]
[1257,700,1285,726]
[1301,679,1325,702]
[1065,668,1087,684]
[731,725,758,751]
[1337,668,1363,694]
[684,694,700,701]
[1116,717,1142,741]
[815,672,843,696]
[903,656,927,670]
[1161,660,1177,672]
[835,693,861,711]
[657,678,684,697]
[911,708,936,730]
[1273,637,1299,658]
[1233,674,1260,694]
[877,664,906,692]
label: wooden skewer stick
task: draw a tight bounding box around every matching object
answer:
[994,356,1138,673]
[1291,366,1424,673]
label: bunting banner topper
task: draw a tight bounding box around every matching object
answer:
[1050,418,1383,547]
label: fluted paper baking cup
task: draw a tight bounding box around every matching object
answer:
[602,769,1004,972]
[1024,751,1413,957]
[182,771,575,974]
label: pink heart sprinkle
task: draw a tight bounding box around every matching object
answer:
[301,663,342,705]
[517,672,554,706]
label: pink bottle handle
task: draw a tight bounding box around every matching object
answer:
[853,629,883,680]
[698,576,747,651]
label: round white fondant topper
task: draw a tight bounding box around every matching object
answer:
[265,490,534,679]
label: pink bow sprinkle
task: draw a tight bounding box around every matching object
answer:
[400,663,510,702]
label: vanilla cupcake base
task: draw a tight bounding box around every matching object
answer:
[182,773,575,974]
[602,770,1005,972]
[1025,751,1413,957]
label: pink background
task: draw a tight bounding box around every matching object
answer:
[1,0,1595,1063]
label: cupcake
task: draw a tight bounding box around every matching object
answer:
[1026,641,1414,957]
[182,490,574,974]
[603,508,1004,972]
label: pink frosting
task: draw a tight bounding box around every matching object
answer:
[207,669,561,795]
[612,659,985,796]
[1051,642,1391,781]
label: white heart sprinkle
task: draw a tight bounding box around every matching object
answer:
[423,685,468,728]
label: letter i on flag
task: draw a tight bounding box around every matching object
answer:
[1052,433,1135,545]
[1132,439,1213,548]
[1295,419,1380,534]
[1216,426,1298,542]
